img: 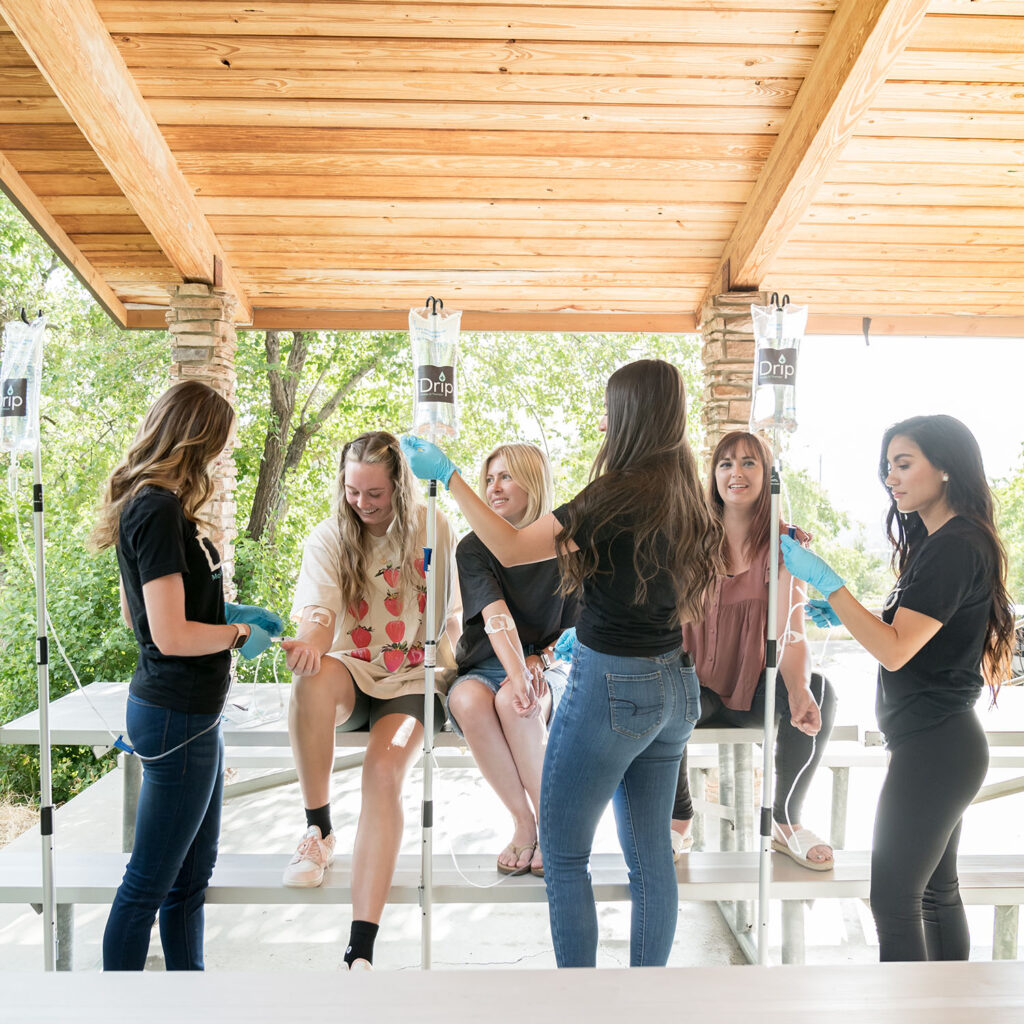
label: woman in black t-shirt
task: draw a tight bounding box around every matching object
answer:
[781,414,1015,961]
[90,381,278,971]
[448,443,577,878]
[401,359,721,967]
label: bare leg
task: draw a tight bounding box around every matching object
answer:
[495,684,552,872]
[449,681,538,872]
[350,713,424,923]
[288,657,358,810]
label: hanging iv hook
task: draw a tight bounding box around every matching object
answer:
[19,307,42,324]
[425,296,444,316]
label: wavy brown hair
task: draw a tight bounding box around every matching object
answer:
[879,414,1015,689]
[334,431,423,614]
[555,359,721,624]
[90,381,235,552]
[707,430,774,564]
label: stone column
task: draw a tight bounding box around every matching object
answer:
[166,283,239,597]
[699,290,767,455]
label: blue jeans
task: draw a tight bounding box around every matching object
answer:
[539,641,699,967]
[102,695,225,971]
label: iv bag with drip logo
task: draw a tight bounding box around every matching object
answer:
[409,304,461,441]
[1,315,46,453]
[749,300,807,434]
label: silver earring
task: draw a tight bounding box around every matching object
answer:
[942,473,949,482]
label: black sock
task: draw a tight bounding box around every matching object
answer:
[304,803,333,839]
[344,920,379,967]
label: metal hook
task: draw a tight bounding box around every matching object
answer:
[19,307,42,324]
[425,296,444,316]
[769,292,780,309]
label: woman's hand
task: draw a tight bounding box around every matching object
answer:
[282,638,322,677]
[399,435,459,488]
[787,684,822,736]
[524,655,549,699]
[780,536,845,598]
[805,598,841,628]
[239,623,273,659]
[503,669,540,718]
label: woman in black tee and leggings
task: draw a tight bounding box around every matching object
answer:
[781,414,1015,961]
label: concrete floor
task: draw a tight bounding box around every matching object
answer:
[2,642,1021,972]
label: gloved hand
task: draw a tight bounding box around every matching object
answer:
[805,598,841,629]
[554,627,577,661]
[780,535,845,598]
[225,602,283,636]
[400,435,459,488]
[240,622,273,659]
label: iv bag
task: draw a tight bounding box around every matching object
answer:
[1,315,46,453]
[749,301,806,434]
[409,304,461,441]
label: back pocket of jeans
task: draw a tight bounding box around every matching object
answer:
[606,672,664,739]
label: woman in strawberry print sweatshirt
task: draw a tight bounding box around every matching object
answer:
[279,431,459,970]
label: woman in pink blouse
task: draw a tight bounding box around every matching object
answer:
[671,431,836,870]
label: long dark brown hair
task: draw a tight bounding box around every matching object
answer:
[555,359,721,624]
[879,414,1015,688]
[90,381,235,552]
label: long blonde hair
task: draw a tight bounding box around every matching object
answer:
[477,442,553,528]
[334,431,423,613]
[90,381,235,552]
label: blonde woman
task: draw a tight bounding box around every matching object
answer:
[281,430,459,970]
[91,381,278,971]
[447,443,578,878]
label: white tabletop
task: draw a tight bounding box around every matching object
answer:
[3,962,1024,1023]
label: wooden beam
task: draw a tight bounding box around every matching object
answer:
[700,0,932,310]
[126,308,699,334]
[0,148,127,325]
[0,0,252,323]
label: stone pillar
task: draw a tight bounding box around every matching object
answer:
[699,290,767,455]
[166,283,239,596]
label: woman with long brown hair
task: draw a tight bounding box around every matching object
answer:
[670,430,835,869]
[402,359,720,967]
[92,381,278,970]
[783,414,1015,960]
[281,430,459,970]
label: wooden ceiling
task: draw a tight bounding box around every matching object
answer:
[0,0,1021,335]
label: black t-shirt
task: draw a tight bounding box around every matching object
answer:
[877,516,992,747]
[454,532,578,672]
[553,483,681,657]
[117,487,230,714]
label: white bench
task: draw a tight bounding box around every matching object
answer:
[3,849,1021,968]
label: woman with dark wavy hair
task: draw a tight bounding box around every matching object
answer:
[402,359,721,967]
[782,413,1015,961]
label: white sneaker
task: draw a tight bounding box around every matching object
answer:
[283,825,336,887]
[348,958,373,971]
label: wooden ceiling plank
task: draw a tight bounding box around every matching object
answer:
[875,80,1024,113]
[0,147,128,324]
[911,13,1024,53]
[0,0,252,321]
[814,182,1024,208]
[120,69,802,109]
[789,222,1024,245]
[702,0,932,309]
[93,4,833,45]
[803,203,1024,227]
[843,137,1024,164]
[828,161,1024,187]
[109,35,819,79]
[232,254,721,273]
[183,174,754,204]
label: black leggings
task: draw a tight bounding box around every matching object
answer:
[870,710,988,961]
[672,671,836,824]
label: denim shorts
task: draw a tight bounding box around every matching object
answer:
[446,655,569,738]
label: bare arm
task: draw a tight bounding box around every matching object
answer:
[448,472,576,566]
[119,577,132,629]
[143,574,244,656]
[282,609,336,677]
[480,598,543,717]
[777,568,819,736]
[828,588,942,671]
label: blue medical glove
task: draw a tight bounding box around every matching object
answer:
[239,623,273,659]
[780,535,845,599]
[805,599,841,629]
[225,602,283,636]
[554,627,577,660]
[400,435,459,488]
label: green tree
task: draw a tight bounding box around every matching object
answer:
[994,445,1024,605]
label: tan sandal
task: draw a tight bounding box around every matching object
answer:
[497,841,537,876]
[771,823,834,872]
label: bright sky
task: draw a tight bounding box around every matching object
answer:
[784,335,1024,539]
